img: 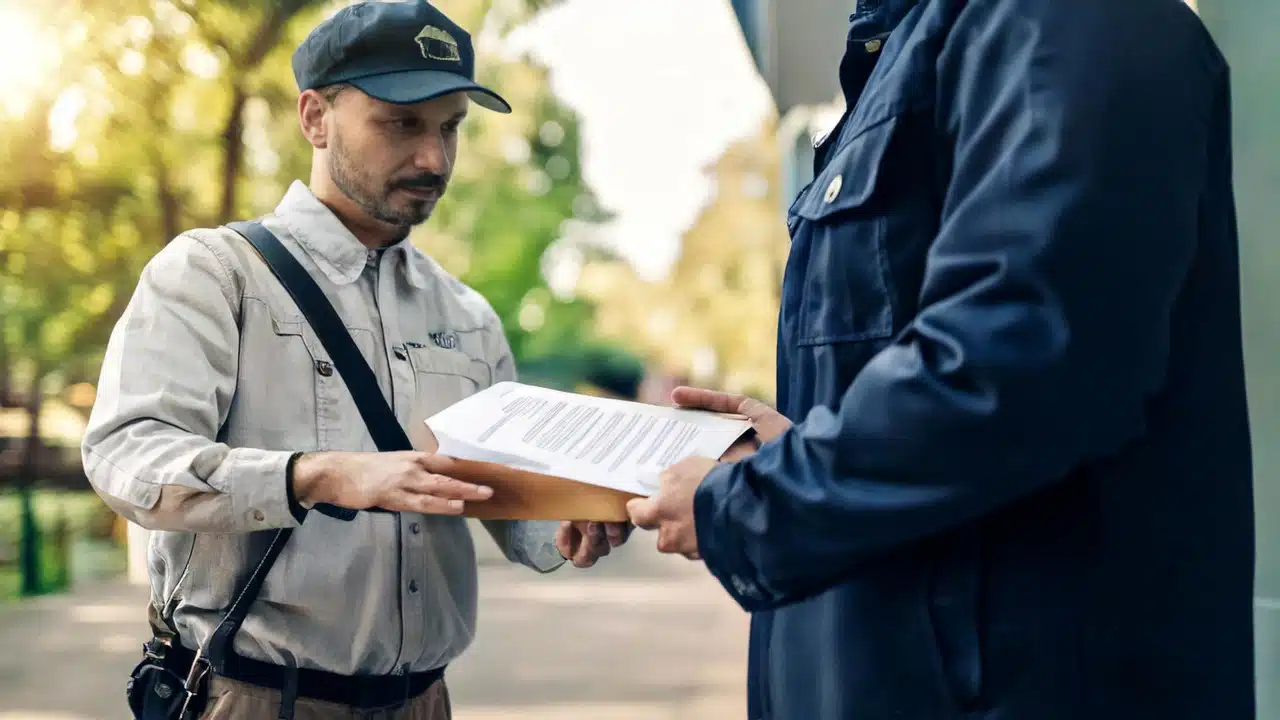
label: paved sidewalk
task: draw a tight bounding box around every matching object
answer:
[0,530,748,719]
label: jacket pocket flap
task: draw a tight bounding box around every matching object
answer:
[793,114,899,221]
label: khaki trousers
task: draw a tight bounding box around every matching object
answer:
[200,675,451,720]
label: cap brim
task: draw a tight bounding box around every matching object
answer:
[349,70,511,113]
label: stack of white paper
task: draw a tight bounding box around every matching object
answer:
[424,382,752,497]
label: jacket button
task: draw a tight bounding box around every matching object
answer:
[408,580,419,593]
[316,360,333,377]
[824,175,842,203]
[410,522,421,534]
[864,38,883,53]
[394,348,407,361]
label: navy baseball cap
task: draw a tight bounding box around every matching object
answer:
[292,0,511,113]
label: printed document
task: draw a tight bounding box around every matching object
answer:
[424,382,752,496]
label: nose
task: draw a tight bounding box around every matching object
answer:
[413,130,451,175]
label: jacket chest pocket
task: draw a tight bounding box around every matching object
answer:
[785,114,912,347]
[226,299,328,449]
[404,340,492,421]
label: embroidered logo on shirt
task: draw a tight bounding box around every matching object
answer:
[429,332,459,350]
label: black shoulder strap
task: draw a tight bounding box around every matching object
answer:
[191,220,417,684]
[226,220,416,520]
[201,526,292,676]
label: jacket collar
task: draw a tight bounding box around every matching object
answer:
[273,180,429,289]
[849,0,919,40]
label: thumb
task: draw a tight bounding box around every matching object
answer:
[626,498,659,529]
[737,397,777,422]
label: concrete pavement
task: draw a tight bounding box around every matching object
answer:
[0,529,748,719]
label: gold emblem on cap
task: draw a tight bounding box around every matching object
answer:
[415,25,460,62]
[824,175,843,203]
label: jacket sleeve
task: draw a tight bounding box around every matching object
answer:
[694,0,1222,611]
[82,233,303,533]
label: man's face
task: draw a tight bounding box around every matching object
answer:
[322,88,468,229]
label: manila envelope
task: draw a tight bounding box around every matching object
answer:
[407,405,756,522]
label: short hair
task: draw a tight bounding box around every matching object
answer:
[319,82,351,105]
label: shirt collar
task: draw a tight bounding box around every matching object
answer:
[273,180,429,289]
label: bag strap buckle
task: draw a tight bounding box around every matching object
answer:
[178,651,211,720]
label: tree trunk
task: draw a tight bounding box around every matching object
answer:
[214,0,323,224]
[218,86,248,224]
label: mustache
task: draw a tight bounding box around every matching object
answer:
[393,173,446,191]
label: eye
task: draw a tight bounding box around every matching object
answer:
[442,120,461,136]
[388,116,420,132]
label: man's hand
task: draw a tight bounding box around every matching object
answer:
[293,451,492,515]
[555,521,632,568]
[626,456,719,560]
[672,386,792,455]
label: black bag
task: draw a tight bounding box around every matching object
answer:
[125,220,416,718]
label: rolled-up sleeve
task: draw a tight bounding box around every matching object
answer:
[82,233,301,533]
[474,317,565,573]
[694,0,1218,610]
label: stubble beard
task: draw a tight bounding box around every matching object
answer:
[329,130,435,230]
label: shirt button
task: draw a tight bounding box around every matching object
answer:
[252,509,265,522]
[408,580,419,594]
[410,522,421,535]
[316,360,333,377]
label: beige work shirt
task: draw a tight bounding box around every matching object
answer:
[82,180,564,676]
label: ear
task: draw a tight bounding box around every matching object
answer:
[298,89,330,150]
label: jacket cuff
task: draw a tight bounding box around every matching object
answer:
[213,448,304,530]
[694,461,773,612]
[284,452,309,524]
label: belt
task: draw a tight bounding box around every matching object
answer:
[169,641,445,711]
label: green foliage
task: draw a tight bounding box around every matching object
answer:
[0,0,622,403]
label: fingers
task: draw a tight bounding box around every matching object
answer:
[557,521,610,568]
[555,521,576,561]
[626,498,659,529]
[604,521,631,547]
[403,473,493,501]
[386,490,468,516]
[574,522,611,568]
[671,386,747,414]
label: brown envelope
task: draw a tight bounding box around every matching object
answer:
[409,409,643,521]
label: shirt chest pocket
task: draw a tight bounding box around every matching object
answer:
[785,114,907,347]
[403,340,493,421]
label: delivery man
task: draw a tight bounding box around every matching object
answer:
[83,2,627,718]
[629,0,1256,718]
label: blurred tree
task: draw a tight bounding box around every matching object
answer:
[576,122,790,403]
[414,0,613,364]
[0,0,635,593]
[0,0,618,491]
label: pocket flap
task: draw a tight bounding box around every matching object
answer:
[404,344,491,387]
[793,114,899,221]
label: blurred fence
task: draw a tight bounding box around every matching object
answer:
[0,489,125,600]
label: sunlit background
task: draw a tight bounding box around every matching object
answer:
[2,0,1277,718]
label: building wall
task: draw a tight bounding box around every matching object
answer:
[1197,1,1280,714]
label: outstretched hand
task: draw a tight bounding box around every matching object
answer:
[626,387,792,560]
[555,521,632,568]
[671,386,792,452]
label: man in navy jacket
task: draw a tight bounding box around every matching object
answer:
[627,0,1256,717]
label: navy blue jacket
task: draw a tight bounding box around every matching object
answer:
[693,0,1255,718]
